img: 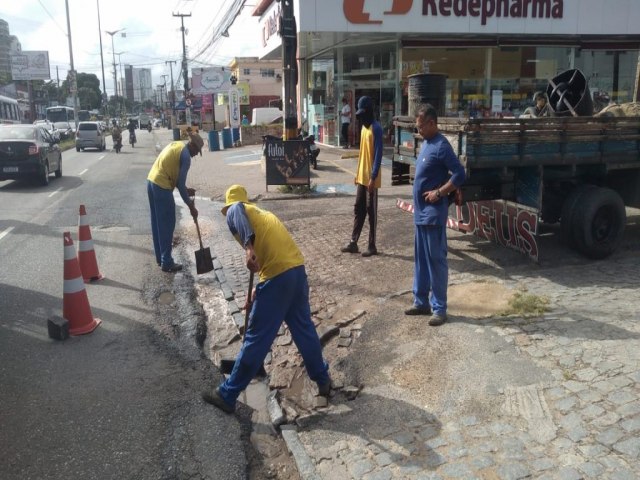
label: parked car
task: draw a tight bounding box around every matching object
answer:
[75,121,106,151]
[33,119,61,142]
[0,124,62,186]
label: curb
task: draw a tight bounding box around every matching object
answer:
[281,425,322,480]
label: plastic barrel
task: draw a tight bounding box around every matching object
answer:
[408,73,448,117]
[208,130,220,151]
[172,128,180,141]
[222,128,233,149]
[232,127,240,143]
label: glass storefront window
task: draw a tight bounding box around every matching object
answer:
[306,42,397,147]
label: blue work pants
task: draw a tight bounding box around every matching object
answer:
[413,225,448,315]
[219,266,329,407]
[147,180,176,269]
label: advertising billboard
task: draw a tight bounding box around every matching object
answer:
[191,67,232,95]
[10,51,50,81]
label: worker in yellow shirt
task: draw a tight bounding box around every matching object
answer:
[202,185,331,413]
[147,132,203,272]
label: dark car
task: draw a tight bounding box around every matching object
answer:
[0,124,62,186]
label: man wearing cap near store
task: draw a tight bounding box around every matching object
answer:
[147,132,203,272]
[202,185,331,413]
[341,95,384,257]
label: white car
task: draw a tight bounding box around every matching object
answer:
[75,121,106,152]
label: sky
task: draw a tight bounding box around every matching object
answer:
[2,0,261,95]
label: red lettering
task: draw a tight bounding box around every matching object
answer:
[468,0,482,17]
[453,0,467,16]
[477,202,495,241]
[510,0,523,16]
[481,0,495,24]
[516,210,538,259]
[493,202,510,246]
[532,0,552,18]
[344,0,382,24]
[439,0,452,16]
[385,0,414,14]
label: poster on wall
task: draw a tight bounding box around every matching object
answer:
[265,138,311,187]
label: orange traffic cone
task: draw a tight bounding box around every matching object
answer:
[77,204,103,282]
[63,232,101,335]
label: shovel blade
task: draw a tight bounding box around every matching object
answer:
[195,247,214,274]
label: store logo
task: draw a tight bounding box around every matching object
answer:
[345,0,564,26]
[344,0,413,24]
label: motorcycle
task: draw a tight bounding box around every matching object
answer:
[147,123,152,133]
[129,131,136,147]
[112,131,122,153]
[298,129,319,169]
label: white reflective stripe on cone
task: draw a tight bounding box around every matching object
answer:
[64,244,77,260]
[79,216,90,226]
[64,276,86,294]
[78,239,94,252]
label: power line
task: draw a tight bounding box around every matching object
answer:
[37,0,68,37]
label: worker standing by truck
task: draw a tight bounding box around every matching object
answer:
[405,104,465,326]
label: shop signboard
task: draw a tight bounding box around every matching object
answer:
[10,51,50,80]
[191,67,231,95]
[229,86,241,128]
[264,138,311,187]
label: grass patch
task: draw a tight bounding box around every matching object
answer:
[60,139,76,151]
[501,291,550,317]
[276,183,317,195]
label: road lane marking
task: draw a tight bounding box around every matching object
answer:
[48,187,63,198]
[0,226,15,241]
[79,169,88,176]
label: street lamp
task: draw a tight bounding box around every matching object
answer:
[105,28,125,105]
[114,52,126,116]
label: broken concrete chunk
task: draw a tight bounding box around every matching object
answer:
[314,396,328,408]
[336,309,366,327]
[318,325,339,345]
[267,390,285,427]
[276,334,292,346]
[338,337,352,348]
[339,328,351,338]
[343,385,361,400]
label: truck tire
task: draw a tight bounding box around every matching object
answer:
[560,184,597,247]
[572,187,626,259]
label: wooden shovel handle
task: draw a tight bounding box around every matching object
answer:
[243,271,254,341]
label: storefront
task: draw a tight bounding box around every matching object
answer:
[255,0,640,147]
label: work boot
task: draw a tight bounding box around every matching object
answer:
[404,306,432,316]
[162,263,183,273]
[428,313,448,327]
[361,247,377,257]
[317,380,332,397]
[340,242,359,254]
[201,388,235,413]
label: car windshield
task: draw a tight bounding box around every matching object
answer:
[0,126,36,140]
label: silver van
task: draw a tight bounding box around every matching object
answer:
[75,121,106,151]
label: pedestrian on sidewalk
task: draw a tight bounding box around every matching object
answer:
[340,97,351,148]
[405,104,465,326]
[146,132,203,272]
[202,185,331,414]
[340,96,383,257]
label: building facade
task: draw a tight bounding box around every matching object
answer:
[254,0,640,147]
[124,66,153,103]
[228,56,283,120]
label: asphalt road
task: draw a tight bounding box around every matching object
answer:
[0,130,246,480]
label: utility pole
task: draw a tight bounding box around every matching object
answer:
[161,74,169,113]
[280,0,298,140]
[96,0,107,111]
[64,0,79,130]
[165,60,177,121]
[173,12,191,126]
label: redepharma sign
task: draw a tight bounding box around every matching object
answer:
[10,51,50,80]
[299,0,640,35]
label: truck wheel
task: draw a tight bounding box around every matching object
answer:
[560,185,597,247]
[572,187,625,259]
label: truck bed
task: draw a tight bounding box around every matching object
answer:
[394,115,640,169]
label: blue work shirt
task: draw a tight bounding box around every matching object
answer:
[176,147,192,205]
[413,132,465,226]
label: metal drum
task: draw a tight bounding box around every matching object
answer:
[408,73,447,117]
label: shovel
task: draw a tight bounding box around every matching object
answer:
[219,271,267,378]
[194,216,214,274]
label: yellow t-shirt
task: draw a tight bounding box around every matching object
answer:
[356,125,381,188]
[147,142,185,190]
[241,204,304,282]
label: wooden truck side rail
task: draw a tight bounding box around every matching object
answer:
[392,114,640,260]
